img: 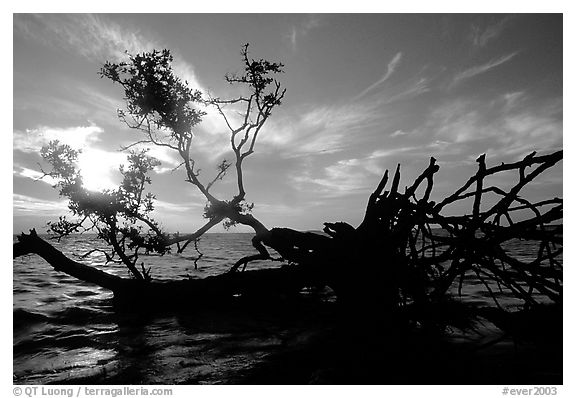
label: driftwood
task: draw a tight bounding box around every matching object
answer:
[14,151,562,315]
[242,150,562,311]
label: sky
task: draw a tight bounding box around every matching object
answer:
[12,13,563,234]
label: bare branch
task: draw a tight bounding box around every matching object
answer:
[167,217,223,251]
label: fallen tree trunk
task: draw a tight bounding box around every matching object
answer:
[14,229,125,291]
[14,151,563,315]
[13,229,329,310]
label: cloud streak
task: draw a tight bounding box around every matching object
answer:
[260,99,388,158]
[13,194,69,215]
[289,144,423,201]
[470,16,514,48]
[353,52,403,100]
[14,14,237,171]
[424,94,562,157]
[14,14,205,98]
[380,77,429,105]
[452,52,518,85]
[15,14,158,61]
[288,14,323,50]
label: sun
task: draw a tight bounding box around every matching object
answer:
[76,149,125,192]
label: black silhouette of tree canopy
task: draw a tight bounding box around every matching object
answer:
[14,45,562,318]
[100,44,285,253]
[39,141,164,281]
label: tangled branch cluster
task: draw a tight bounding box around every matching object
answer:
[359,151,563,308]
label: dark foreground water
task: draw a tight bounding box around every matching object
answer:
[13,234,562,384]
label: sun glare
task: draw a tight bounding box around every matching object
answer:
[77,149,125,192]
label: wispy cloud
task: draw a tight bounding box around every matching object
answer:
[500,91,526,110]
[13,166,57,186]
[390,130,409,137]
[470,16,514,48]
[288,14,323,50]
[291,159,376,197]
[14,125,104,153]
[153,199,204,213]
[14,14,234,169]
[260,100,387,157]
[354,52,403,100]
[13,124,127,191]
[15,14,158,61]
[13,127,184,194]
[290,145,423,199]
[425,94,562,157]
[452,52,518,85]
[379,77,429,104]
[14,14,204,96]
[13,194,69,215]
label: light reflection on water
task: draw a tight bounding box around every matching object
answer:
[13,233,560,384]
[13,234,331,384]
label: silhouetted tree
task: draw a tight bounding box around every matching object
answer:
[14,45,562,321]
[39,141,164,281]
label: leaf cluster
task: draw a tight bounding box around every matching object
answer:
[100,49,205,140]
[203,199,255,230]
[224,43,285,107]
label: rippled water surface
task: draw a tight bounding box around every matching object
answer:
[14,234,337,384]
[13,233,560,384]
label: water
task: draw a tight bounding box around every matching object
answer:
[13,234,336,384]
[13,233,560,384]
